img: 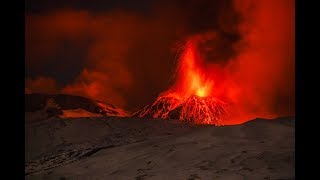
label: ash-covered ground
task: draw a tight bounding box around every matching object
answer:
[25,116,294,179]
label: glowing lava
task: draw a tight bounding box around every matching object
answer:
[135,96,180,119]
[134,38,228,125]
[179,95,227,125]
[167,39,214,100]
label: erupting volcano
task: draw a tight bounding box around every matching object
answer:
[25,0,295,178]
[134,37,229,125]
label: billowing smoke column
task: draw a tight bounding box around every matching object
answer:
[225,0,295,124]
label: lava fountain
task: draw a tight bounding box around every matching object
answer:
[134,37,228,125]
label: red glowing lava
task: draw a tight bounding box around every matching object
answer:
[179,95,227,125]
[165,39,214,100]
[134,38,229,125]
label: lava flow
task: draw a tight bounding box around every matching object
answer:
[134,38,228,125]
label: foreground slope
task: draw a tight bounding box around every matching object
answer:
[25,116,294,179]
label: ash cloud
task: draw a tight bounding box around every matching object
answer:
[198,0,295,122]
[229,0,295,118]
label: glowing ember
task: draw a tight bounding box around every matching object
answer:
[135,38,228,125]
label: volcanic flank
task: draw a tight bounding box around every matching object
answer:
[133,95,228,125]
[25,93,129,122]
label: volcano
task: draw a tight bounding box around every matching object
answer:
[133,36,229,125]
[133,95,228,125]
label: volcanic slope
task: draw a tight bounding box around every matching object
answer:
[133,95,228,125]
[25,93,129,123]
[25,116,294,179]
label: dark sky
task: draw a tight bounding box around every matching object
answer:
[25,0,241,111]
[26,0,154,14]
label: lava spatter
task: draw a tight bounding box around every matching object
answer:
[179,95,227,125]
[133,96,180,119]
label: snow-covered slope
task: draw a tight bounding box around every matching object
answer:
[25,116,294,179]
